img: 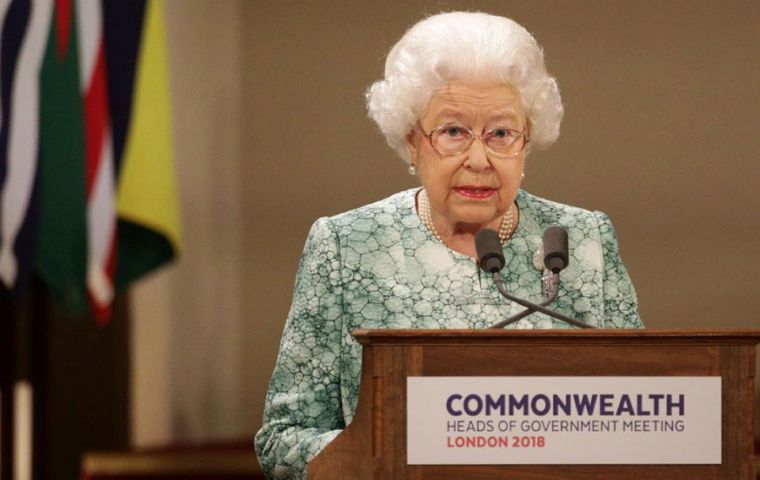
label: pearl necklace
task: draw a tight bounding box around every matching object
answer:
[418,189,517,244]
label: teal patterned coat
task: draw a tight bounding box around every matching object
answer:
[255,188,642,479]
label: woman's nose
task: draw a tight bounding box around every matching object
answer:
[463,138,491,170]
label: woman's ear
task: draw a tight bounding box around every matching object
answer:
[523,120,532,155]
[405,130,418,161]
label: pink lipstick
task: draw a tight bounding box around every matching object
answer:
[454,187,496,199]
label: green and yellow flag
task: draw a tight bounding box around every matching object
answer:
[0,0,181,324]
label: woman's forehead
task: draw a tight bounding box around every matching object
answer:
[424,82,525,123]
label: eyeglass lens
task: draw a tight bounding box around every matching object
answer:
[432,125,523,157]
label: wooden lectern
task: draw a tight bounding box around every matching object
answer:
[308,329,760,479]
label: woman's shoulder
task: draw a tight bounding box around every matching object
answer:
[304,189,420,267]
[322,188,418,230]
[517,189,608,229]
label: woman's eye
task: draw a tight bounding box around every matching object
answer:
[443,126,465,137]
[490,128,512,139]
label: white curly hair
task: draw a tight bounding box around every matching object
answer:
[366,11,564,164]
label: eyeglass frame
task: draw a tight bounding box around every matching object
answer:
[418,122,530,159]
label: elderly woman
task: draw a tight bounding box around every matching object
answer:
[255,11,641,479]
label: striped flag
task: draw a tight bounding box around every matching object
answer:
[0,0,52,304]
[78,0,118,321]
[0,0,181,324]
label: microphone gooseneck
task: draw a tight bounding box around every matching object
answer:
[490,287,557,328]
[490,272,594,329]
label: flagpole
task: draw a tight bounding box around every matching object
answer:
[29,276,46,480]
[0,285,16,480]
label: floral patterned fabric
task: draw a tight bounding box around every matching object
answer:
[254,188,642,479]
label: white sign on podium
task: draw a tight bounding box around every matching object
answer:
[407,376,721,465]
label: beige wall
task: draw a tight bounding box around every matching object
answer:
[134,0,760,444]
[132,0,246,445]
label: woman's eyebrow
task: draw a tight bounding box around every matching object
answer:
[430,112,522,128]
[430,107,470,121]
[487,111,519,123]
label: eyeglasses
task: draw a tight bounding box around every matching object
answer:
[419,123,529,159]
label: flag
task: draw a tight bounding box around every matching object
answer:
[0,0,181,324]
[0,0,53,301]
[36,0,88,314]
[111,0,181,294]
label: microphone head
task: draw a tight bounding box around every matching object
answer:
[475,229,505,273]
[543,226,569,273]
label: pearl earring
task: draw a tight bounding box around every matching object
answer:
[408,164,417,175]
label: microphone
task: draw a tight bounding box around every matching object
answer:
[541,226,568,299]
[543,226,568,273]
[475,229,504,273]
[476,228,593,329]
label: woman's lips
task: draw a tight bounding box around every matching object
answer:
[453,187,496,199]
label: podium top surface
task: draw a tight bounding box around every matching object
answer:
[351,328,760,346]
